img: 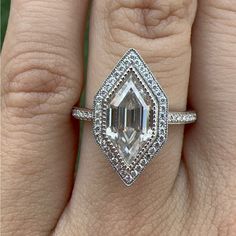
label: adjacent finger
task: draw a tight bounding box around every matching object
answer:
[56,0,197,234]
[1,0,88,234]
[184,0,236,221]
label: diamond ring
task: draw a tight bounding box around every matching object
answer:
[72,49,197,186]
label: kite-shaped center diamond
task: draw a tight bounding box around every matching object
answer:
[106,71,153,165]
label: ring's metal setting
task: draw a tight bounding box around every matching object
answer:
[72,49,197,186]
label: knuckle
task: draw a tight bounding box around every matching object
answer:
[101,0,196,43]
[1,0,82,118]
[2,48,79,118]
[93,0,196,111]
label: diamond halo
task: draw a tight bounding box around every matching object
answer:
[93,49,168,186]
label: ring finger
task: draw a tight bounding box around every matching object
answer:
[58,0,197,234]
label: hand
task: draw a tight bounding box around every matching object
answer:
[2,0,236,235]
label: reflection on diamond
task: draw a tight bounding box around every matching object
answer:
[106,71,153,165]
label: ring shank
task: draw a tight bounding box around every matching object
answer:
[72,107,197,125]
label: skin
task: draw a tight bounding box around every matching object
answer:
[1,0,236,235]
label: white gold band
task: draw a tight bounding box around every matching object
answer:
[72,107,197,125]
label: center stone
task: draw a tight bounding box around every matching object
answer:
[106,71,153,165]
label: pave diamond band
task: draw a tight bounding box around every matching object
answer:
[72,49,197,186]
[72,108,94,121]
[168,111,197,124]
[72,108,197,124]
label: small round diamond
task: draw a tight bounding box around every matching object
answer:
[148,147,156,155]
[120,170,126,177]
[155,142,160,149]
[145,154,151,161]
[135,164,142,172]
[124,175,132,184]
[159,136,164,142]
[140,159,146,166]
[124,59,130,65]
[131,170,137,177]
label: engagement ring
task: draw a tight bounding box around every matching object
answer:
[72,49,197,186]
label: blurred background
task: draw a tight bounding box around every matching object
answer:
[1,0,10,48]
